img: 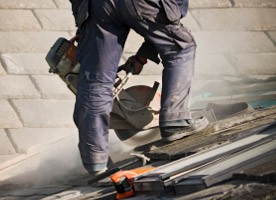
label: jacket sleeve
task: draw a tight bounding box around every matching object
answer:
[69,0,82,22]
[136,41,160,64]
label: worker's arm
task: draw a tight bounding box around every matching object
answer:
[123,41,160,74]
[69,0,82,24]
[136,41,160,64]
[69,0,89,29]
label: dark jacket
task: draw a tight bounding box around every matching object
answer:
[69,0,189,24]
[69,0,189,63]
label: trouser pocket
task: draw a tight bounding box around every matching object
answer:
[169,24,196,49]
[132,0,181,24]
[160,0,181,23]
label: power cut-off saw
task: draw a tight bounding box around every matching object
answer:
[45,36,161,146]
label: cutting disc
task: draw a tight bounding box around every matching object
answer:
[114,85,161,146]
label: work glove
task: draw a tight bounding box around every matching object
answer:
[123,55,147,75]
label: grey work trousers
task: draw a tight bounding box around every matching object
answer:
[73,0,196,172]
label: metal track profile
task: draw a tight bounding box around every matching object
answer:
[133,123,276,192]
[173,140,276,195]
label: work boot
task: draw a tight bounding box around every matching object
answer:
[89,167,107,177]
[87,167,109,186]
[160,116,209,143]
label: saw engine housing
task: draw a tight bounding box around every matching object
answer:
[45,37,161,145]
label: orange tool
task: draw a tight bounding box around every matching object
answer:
[110,167,155,200]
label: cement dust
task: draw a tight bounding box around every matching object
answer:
[0,130,133,189]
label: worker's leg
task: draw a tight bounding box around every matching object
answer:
[73,0,129,173]
[119,0,207,141]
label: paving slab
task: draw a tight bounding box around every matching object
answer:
[234,0,276,8]
[267,31,276,45]
[34,9,76,31]
[32,75,75,99]
[11,99,75,128]
[8,128,76,154]
[0,154,33,172]
[195,54,236,75]
[54,0,72,9]
[228,53,276,75]
[0,53,49,75]
[0,130,15,155]
[0,75,40,99]
[193,31,276,53]
[189,0,232,8]
[192,8,276,31]
[0,62,5,76]
[0,31,71,53]
[0,134,83,185]
[0,0,56,9]
[0,100,22,129]
[180,12,201,31]
[0,10,41,31]
[124,30,144,54]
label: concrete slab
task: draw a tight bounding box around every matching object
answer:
[0,53,49,75]
[0,134,82,184]
[0,62,5,76]
[193,31,276,53]
[54,0,71,9]
[0,100,22,129]
[124,30,144,54]
[32,75,75,99]
[267,31,276,45]
[228,53,276,75]
[34,9,76,31]
[195,54,236,75]
[0,154,32,172]
[0,129,132,185]
[191,8,276,31]
[0,0,56,9]
[11,99,75,128]
[0,129,15,155]
[181,12,201,31]
[189,0,231,8]
[8,128,76,154]
[234,0,276,8]
[0,75,40,99]
[0,31,71,53]
[0,10,41,31]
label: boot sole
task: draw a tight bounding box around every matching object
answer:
[162,117,209,143]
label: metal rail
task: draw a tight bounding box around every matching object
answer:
[133,123,276,191]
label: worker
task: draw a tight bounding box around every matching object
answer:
[69,0,207,176]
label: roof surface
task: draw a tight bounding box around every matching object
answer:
[0,0,276,199]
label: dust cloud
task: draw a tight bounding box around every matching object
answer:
[0,130,134,188]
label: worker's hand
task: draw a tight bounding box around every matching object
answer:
[123,55,147,75]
